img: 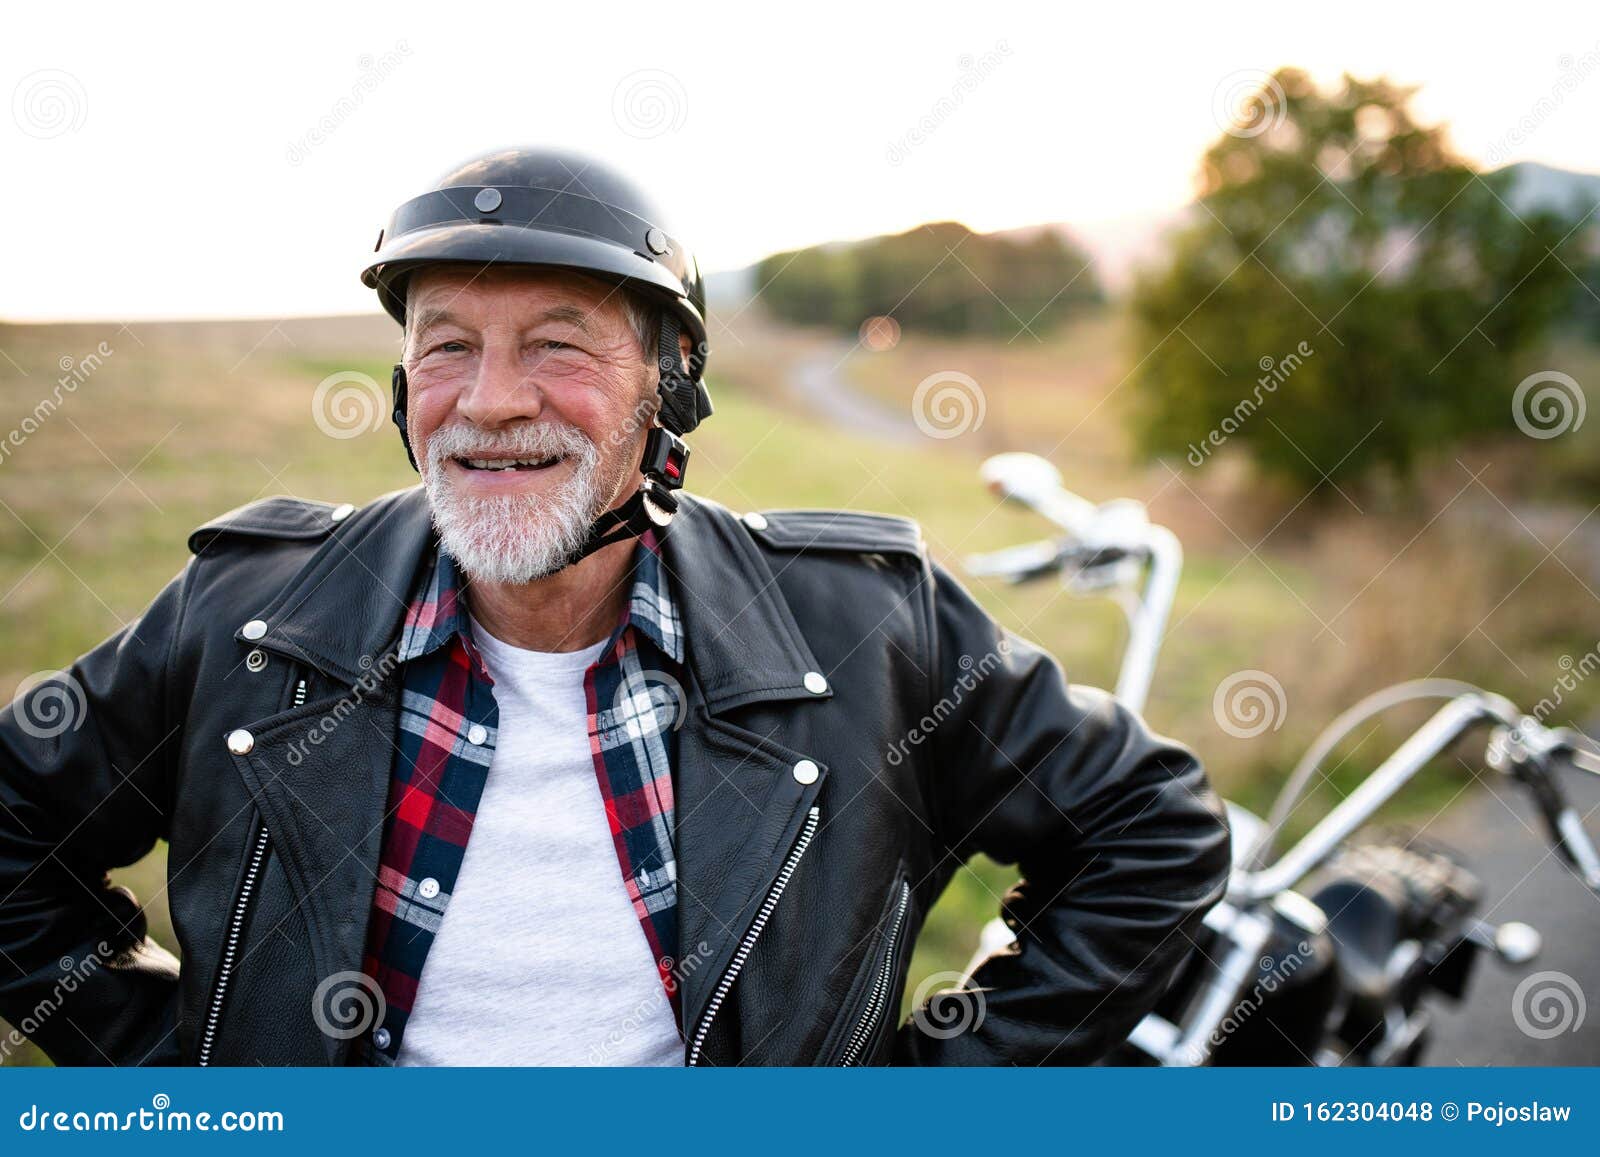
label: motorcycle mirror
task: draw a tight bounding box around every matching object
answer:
[979,453,1065,507]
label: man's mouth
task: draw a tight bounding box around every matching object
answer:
[453,454,567,473]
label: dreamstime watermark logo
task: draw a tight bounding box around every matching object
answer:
[886,641,1011,766]
[911,370,986,439]
[1189,939,1313,1062]
[612,669,688,738]
[284,649,400,766]
[311,971,386,1040]
[1487,41,1600,165]
[16,1094,283,1133]
[612,70,687,139]
[1516,643,1600,745]
[1,941,112,1063]
[1512,370,1585,440]
[286,42,411,165]
[909,971,986,1039]
[1212,69,1286,139]
[588,940,710,1063]
[9,670,88,740]
[0,340,113,467]
[886,41,1012,166]
[12,69,87,139]
[1511,970,1586,1040]
[1188,340,1313,466]
[1213,669,1287,739]
[311,370,387,440]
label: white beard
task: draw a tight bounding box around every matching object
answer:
[423,421,611,584]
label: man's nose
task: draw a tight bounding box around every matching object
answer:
[456,345,545,427]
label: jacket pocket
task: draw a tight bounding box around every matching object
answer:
[828,868,913,1065]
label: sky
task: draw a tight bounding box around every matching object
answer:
[5,0,1600,321]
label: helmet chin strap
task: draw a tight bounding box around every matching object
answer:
[390,311,710,570]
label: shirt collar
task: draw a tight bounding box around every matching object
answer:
[396,529,683,666]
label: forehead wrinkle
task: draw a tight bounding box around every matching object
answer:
[410,298,612,338]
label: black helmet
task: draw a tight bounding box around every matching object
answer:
[363,147,709,380]
[364,147,712,561]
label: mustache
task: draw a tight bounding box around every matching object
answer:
[424,421,599,470]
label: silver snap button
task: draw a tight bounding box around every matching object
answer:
[244,649,268,673]
[803,671,829,695]
[417,877,441,900]
[330,502,355,523]
[473,187,502,213]
[372,1027,391,1050]
[645,226,672,255]
[226,729,255,755]
[466,723,489,746]
[241,619,267,641]
[793,759,820,785]
[742,512,769,531]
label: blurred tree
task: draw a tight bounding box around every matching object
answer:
[1130,68,1589,492]
[755,221,1102,338]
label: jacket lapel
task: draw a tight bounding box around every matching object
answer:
[659,496,836,1043]
[227,680,401,1060]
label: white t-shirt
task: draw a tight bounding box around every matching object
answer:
[395,618,683,1067]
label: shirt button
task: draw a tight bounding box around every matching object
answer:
[240,619,267,641]
[742,511,769,531]
[803,671,829,695]
[330,502,355,523]
[793,759,820,785]
[417,877,440,900]
[466,723,489,746]
[372,1027,391,1050]
[226,729,255,755]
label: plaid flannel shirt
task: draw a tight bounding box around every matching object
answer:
[358,531,685,1065]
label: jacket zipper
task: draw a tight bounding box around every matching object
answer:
[687,804,821,1066]
[198,676,305,1066]
[837,879,911,1066]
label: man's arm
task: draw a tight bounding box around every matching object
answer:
[0,567,190,1065]
[897,563,1230,1065]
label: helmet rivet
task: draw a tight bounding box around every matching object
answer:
[645,227,672,256]
[473,187,502,213]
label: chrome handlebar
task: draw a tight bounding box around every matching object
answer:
[965,453,1179,715]
[1236,696,1600,901]
[966,452,1600,899]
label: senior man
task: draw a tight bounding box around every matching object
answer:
[0,148,1229,1066]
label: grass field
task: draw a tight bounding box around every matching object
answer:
[2,303,1597,1064]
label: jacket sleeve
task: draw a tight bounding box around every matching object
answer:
[896,562,1231,1065]
[0,566,189,1065]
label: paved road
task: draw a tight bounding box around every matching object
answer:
[786,343,924,444]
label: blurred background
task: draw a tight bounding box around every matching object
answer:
[3,2,1599,1064]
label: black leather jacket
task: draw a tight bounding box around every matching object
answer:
[0,486,1229,1066]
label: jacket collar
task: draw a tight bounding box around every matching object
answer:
[247,486,829,712]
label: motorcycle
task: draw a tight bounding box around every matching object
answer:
[963,453,1600,1065]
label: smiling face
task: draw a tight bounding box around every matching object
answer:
[403,264,660,584]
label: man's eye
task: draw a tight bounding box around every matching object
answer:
[434,340,468,354]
